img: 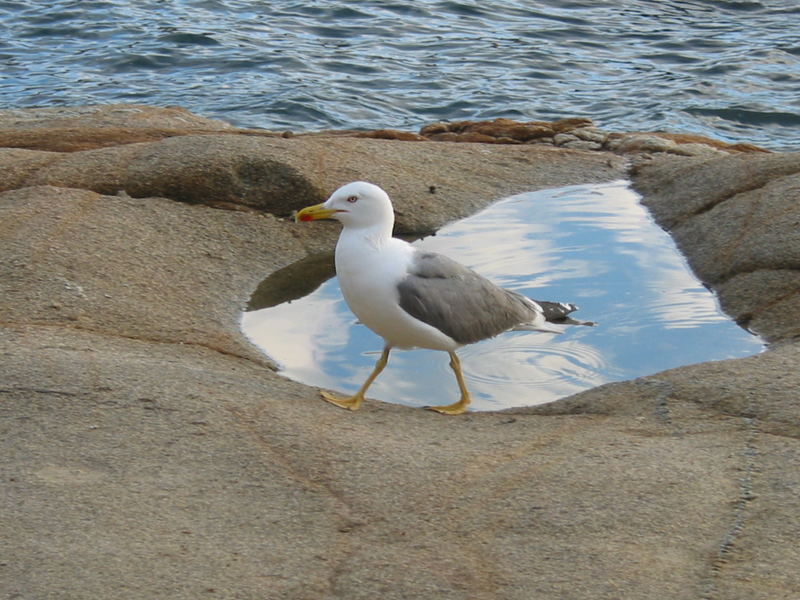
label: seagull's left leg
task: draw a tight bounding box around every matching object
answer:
[320,346,391,411]
[427,351,471,415]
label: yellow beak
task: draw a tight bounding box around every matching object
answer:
[295,203,339,223]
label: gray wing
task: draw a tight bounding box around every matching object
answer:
[396,250,543,345]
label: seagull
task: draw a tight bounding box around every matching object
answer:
[295,181,585,415]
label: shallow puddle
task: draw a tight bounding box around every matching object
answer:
[242,181,763,411]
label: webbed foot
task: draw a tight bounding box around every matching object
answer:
[320,390,364,411]
[426,397,469,415]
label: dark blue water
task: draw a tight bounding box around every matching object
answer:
[2,1,799,150]
[242,182,763,411]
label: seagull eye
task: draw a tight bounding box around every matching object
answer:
[346,195,358,203]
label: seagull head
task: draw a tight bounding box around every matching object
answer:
[295,181,395,231]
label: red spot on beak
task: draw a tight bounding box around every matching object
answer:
[299,213,313,222]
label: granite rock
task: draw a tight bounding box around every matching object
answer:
[0,131,625,234]
[1,105,798,600]
[632,151,800,342]
[0,104,239,151]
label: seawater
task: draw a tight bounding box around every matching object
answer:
[2,0,799,150]
[241,181,764,412]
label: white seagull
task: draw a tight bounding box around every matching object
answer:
[296,181,584,415]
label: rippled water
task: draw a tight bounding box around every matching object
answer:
[242,181,763,411]
[2,1,799,149]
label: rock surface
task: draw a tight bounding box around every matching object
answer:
[0,104,239,151]
[0,104,770,156]
[633,152,800,342]
[1,105,798,599]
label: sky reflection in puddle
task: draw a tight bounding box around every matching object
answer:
[242,181,763,411]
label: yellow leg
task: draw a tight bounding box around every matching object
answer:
[320,347,391,411]
[427,351,471,415]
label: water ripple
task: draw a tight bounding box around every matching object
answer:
[1,0,798,149]
[459,337,613,389]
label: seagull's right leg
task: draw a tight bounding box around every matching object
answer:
[320,346,391,411]
[426,351,471,415]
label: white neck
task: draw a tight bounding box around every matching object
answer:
[340,220,393,247]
